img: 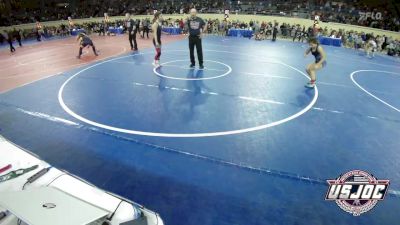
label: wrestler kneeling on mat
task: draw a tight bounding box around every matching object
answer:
[304,38,327,88]
[76,33,98,59]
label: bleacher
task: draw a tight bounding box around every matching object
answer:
[0,0,399,31]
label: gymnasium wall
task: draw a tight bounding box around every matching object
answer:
[2,13,399,39]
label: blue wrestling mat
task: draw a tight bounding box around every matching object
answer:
[1,36,399,225]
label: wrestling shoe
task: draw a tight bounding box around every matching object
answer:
[152,61,160,68]
[305,82,315,88]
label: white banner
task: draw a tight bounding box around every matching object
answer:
[358,12,383,21]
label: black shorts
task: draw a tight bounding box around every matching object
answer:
[82,41,93,47]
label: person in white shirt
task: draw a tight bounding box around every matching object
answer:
[366,38,377,58]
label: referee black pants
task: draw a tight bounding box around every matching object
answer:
[189,35,203,66]
[129,31,137,50]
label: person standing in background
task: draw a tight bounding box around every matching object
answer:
[186,8,206,69]
[142,18,150,39]
[293,25,300,42]
[272,23,278,41]
[35,21,43,41]
[152,12,163,68]
[365,37,377,58]
[136,18,140,38]
[2,30,16,53]
[179,19,184,34]
[125,13,138,51]
[99,20,106,36]
[13,28,22,47]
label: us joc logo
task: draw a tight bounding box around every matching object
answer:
[325,170,389,216]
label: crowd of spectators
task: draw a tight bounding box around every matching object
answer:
[1,0,399,31]
[1,14,399,57]
[198,18,400,57]
[309,0,400,31]
[1,2,399,57]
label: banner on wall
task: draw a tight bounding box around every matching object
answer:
[358,12,383,22]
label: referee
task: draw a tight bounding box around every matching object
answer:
[187,9,205,69]
[125,13,138,51]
